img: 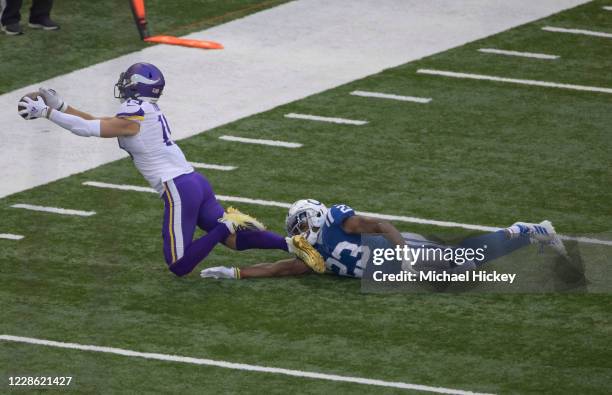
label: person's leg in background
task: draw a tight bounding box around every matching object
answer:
[28,0,59,30]
[1,0,24,35]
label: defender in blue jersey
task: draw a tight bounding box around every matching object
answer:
[200,199,568,280]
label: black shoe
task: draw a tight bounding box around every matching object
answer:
[28,17,59,30]
[1,23,23,35]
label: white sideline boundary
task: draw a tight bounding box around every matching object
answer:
[189,162,237,171]
[82,181,612,247]
[11,204,96,217]
[416,69,612,94]
[477,48,559,60]
[0,335,490,395]
[350,90,432,103]
[0,233,24,240]
[542,26,612,38]
[219,135,302,148]
[284,113,368,125]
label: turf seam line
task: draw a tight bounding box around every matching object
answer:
[416,69,612,94]
[542,26,612,38]
[11,204,96,217]
[0,335,492,395]
[219,135,302,148]
[0,233,24,240]
[82,181,612,247]
[284,113,368,125]
[189,162,237,171]
[350,90,432,103]
[477,48,559,60]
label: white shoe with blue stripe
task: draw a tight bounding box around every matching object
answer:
[507,220,568,257]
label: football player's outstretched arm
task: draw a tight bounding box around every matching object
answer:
[20,88,139,138]
[50,106,138,138]
[200,258,312,280]
[342,215,406,247]
[40,87,99,120]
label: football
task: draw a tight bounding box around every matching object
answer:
[17,92,44,119]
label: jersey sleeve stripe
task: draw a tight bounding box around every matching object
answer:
[116,108,145,118]
[119,115,145,121]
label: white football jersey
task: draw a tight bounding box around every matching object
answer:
[116,99,193,194]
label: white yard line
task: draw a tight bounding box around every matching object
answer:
[416,69,612,94]
[604,6,612,11]
[217,195,290,209]
[219,135,302,148]
[542,26,612,38]
[350,91,432,103]
[0,0,589,199]
[11,204,96,217]
[82,181,612,247]
[478,48,559,60]
[83,181,156,193]
[0,233,24,240]
[0,335,491,395]
[284,113,368,125]
[189,162,237,171]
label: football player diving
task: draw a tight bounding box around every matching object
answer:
[17,62,322,277]
[200,199,568,280]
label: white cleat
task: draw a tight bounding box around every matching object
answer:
[508,220,568,258]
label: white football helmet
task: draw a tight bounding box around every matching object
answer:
[285,199,328,245]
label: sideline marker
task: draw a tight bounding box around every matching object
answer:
[130,0,223,50]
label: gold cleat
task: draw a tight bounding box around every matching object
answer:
[220,207,266,233]
[291,235,325,273]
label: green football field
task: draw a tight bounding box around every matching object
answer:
[1,0,611,394]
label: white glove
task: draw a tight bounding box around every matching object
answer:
[39,87,68,112]
[200,266,240,279]
[19,96,50,120]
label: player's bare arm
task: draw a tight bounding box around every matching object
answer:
[201,258,311,280]
[64,105,97,120]
[242,258,311,277]
[342,215,406,247]
[39,87,97,120]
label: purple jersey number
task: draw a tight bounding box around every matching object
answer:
[158,115,173,146]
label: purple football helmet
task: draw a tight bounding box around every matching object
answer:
[114,62,165,103]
